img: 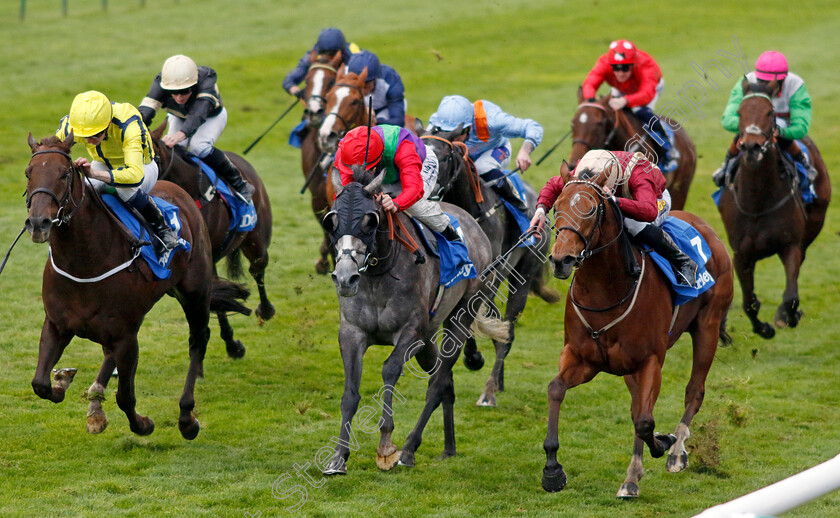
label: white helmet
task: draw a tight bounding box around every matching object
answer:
[428,95,474,131]
[160,55,198,90]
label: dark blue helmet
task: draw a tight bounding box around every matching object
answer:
[347,51,380,82]
[315,28,346,53]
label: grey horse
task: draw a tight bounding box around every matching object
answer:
[320,168,508,474]
[419,124,560,407]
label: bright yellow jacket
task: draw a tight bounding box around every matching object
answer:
[57,102,155,187]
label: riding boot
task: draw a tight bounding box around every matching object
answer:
[137,197,180,251]
[203,147,255,204]
[635,224,698,286]
[793,151,818,182]
[441,223,463,243]
[712,149,737,187]
[493,176,529,213]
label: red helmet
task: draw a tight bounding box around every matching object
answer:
[337,127,384,177]
[608,40,637,65]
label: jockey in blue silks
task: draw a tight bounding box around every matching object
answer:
[347,51,407,127]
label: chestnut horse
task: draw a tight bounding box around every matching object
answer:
[299,51,342,274]
[541,166,733,497]
[24,134,249,439]
[717,80,830,338]
[570,88,696,210]
[151,123,273,358]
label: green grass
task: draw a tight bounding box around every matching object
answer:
[1,0,840,516]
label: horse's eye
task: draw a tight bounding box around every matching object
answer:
[24,167,31,179]
[361,213,378,233]
[322,211,338,233]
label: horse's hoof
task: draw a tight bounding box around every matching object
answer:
[440,450,456,460]
[376,449,401,471]
[476,393,496,407]
[52,367,78,390]
[756,322,776,339]
[541,465,567,492]
[666,450,689,473]
[775,310,803,329]
[226,340,246,359]
[86,412,108,434]
[256,302,275,323]
[322,456,346,476]
[651,433,677,458]
[616,482,639,499]
[133,416,155,436]
[180,418,200,441]
[463,351,485,371]
[315,259,330,275]
[397,451,416,468]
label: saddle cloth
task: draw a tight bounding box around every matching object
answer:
[501,172,537,248]
[648,217,715,306]
[409,214,477,288]
[189,156,257,232]
[101,194,191,280]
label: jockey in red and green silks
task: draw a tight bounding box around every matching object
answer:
[714,50,815,185]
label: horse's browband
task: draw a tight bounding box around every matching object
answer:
[577,102,608,113]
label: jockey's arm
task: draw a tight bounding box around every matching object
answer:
[179,98,215,139]
[391,140,424,210]
[780,83,812,141]
[582,58,609,100]
[721,79,743,133]
[536,175,566,212]
[282,50,313,94]
[138,76,165,127]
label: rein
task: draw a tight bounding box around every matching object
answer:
[385,211,425,265]
[26,149,85,226]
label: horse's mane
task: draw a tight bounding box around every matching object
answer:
[575,167,600,182]
[37,135,64,149]
[349,165,379,187]
[743,78,777,96]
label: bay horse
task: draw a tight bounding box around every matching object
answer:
[24,133,249,439]
[542,166,734,497]
[717,80,830,338]
[299,51,342,274]
[150,122,273,358]
[319,168,509,474]
[419,123,560,407]
[570,88,696,210]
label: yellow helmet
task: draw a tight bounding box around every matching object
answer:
[160,54,198,90]
[69,91,112,137]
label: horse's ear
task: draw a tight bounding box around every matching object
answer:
[577,85,584,104]
[414,117,425,135]
[329,51,343,68]
[151,120,168,140]
[560,159,573,184]
[767,78,782,96]
[61,131,75,150]
[363,170,385,195]
[308,49,318,64]
[331,168,344,197]
[336,66,346,82]
[27,132,39,152]
[447,122,464,140]
[359,66,368,84]
[741,76,750,93]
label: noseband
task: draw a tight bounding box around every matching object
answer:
[26,149,84,226]
[738,93,776,155]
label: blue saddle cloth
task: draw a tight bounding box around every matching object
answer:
[658,124,678,173]
[648,217,715,306]
[289,119,307,149]
[101,194,191,280]
[501,172,536,248]
[189,156,257,232]
[411,214,477,288]
[711,140,815,207]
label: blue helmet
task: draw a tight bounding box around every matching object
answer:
[347,51,380,82]
[315,28,346,53]
[428,95,474,131]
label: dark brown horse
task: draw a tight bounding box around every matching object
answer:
[717,80,831,338]
[541,167,733,497]
[24,134,249,438]
[570,88,696,210]
[151,122,273,358]
[299,52,342,274]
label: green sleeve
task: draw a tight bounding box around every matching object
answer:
[779,83,811,140]
[720,79,743,133]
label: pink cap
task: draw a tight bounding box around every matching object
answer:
[755,51,788,81]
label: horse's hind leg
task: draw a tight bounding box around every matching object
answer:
[86,352,116,434]
[542,349,598,492]
[31,319,75,403]
[177,295,211,440]
[774,245,803,328]
[113,335,155,436]
[734,251,775,338]
[217,311,245,359]
[242,230,274,322]
[477,278,526,407]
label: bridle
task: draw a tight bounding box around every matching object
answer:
[554,179,624,268]
[737,93,776,156]
[420,135,464,200]
[572,102,621,152]
[304,63,337,120]
[323,82,367,137]
[26,149,85,227]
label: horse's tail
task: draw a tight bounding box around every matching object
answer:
[210,278,252,316]
[530,261,561,304]
[226,247,244,280]
[718,309,733,347]
[471,301,511,343]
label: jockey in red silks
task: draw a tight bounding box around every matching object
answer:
[530,149,697,286]
[582,40,678,170]
[334,124,461,241]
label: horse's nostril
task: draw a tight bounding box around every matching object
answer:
[348,274,360,286]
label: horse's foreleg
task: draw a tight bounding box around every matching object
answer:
[476,338,511,407]
[774,245,803,328]
[734,251,774,338]
[31,319,74,403]
[323,327,367,476]
[617,436,646,498]
[85,352,116,434]
[113,336,155,436]
[542,349,597,492]
[217,311,245,359]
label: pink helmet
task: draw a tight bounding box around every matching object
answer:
[755,51,788,81]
